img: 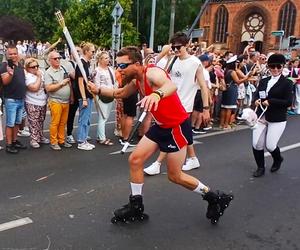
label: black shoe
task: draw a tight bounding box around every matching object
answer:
[270,157,283,172]
[13,140,27,149]
[253,168,265,177]
[6,144,19,154]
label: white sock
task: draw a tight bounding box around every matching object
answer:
[193,181,208,194]
[130,182,143,196]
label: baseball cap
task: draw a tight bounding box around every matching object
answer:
[199,54,210,62]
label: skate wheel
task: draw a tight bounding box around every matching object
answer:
[130,217,135,222]
[211,219,218,224]
[111,217,117,224]
[138,214,149,221]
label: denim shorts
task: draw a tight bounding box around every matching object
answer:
[5,98,24,127]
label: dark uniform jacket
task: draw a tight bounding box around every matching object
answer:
[253,75,293,122]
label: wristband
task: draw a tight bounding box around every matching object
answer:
[151,92,161,100]
[203,106,209,110]
[153,89,164,98]
[82,99,87,101]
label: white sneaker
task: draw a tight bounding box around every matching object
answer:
[17,129,31,137]
[182,157,200,171]
[144,161,161,175]
[77,141,93,151]
[66,135,76,144]
[86,142,95,149]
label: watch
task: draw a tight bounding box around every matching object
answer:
[153,89,164,99]
[203,106,210,110]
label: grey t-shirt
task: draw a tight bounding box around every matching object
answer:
[44,66,70,103]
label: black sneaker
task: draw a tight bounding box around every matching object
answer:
[6,144,19,154]
[13,140,27,149]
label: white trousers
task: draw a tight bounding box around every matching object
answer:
[294,84,300,114]
[252,117,286,152]
[97,99,114,141]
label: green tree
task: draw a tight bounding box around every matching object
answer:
[0,0,70,42]
[62,0,138,47]
[130,0,202,49]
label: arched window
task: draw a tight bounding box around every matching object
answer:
[278,1,297,37]
[214,5,228,43]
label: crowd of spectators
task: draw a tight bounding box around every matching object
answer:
[0,37,300,153]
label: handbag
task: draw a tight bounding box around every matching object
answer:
[99,67,115,103]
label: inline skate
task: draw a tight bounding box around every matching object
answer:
[111,195,149,223]
[202,190,234,224]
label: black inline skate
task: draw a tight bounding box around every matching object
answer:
[111,195,149,223]
[202,190,234,224]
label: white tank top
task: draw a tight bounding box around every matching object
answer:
[170,55,201,112]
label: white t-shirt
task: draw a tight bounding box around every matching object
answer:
[170,55,202,113]
[25,72,48,106]
[94,66,116,89]
[203,68,212,89]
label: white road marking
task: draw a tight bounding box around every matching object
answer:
[0,217,33,232]
[109,140,203,155]
[264,142,300,157]
[57,192,71,197]
[9,195,22,200]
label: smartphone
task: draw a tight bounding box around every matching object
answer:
[7,59,14,69]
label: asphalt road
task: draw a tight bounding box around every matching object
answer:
[0,112,299,250]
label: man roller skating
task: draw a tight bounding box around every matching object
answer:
[88,46,233,225]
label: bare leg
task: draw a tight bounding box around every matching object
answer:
[128,136,158,183]
[166,147,202,190]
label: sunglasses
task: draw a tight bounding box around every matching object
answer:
[29,65,39,69]
[171,45,183,51]
[117,62,134,69]
[268,64,283,69]
[51,57,61,61]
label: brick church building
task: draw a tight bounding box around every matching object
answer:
[199,0,300,54]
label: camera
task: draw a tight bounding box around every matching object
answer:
[7,59,14,69]
[63,72,69,79]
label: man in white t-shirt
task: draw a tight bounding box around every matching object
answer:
[144,32,210,175]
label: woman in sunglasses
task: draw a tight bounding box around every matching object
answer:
[24,58,49,148]
[251,53,293,177]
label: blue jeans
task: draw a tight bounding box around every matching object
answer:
[77,98,93,143]
[5,98,24,127]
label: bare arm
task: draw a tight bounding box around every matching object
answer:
[1,66,14,85]
[156,44,171,64]
[138,67,177,111]
[45,78,69,92]
[88,80,137,99]
[231,70,249,85]
[27,73,42,92]
[196,65,210,123]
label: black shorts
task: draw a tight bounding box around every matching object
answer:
[193,89,203,112]
[123,92,138,117]
[145,118,193,153]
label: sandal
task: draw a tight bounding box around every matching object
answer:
[99,139,114,146]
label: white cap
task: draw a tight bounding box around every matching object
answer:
[226,55,237,64]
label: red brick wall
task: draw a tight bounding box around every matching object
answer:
[199,0,300,54]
